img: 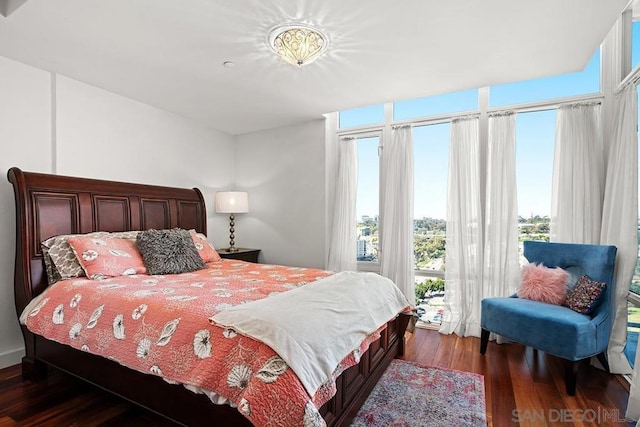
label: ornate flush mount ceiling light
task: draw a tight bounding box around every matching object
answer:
[268,24,327,66]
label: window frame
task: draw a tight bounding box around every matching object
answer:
[338,91,604,280]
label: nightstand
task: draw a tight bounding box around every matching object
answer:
[217,248,261,263]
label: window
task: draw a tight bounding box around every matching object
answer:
[338,35,607,323]
[624,79,640,370]
[632,91,640,297]
[356,136,381,263]
[628,83,640,363]
[490,51,600,107]
[413,124,450,273]
[515,110,555,246]
[412,124,449,327]
[632,20,640,71]
[394,89,478,121]
[339,104,384,129]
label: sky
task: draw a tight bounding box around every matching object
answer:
[341,44,612,221]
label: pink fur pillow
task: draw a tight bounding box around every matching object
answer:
[518,263,569,305]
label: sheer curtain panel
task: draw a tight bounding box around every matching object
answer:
[380,125,415,305]
[601,85,637,389]
[327,137,358,272]
[550,102,604,243]
[483,113,520,304]
[440,117,483,337]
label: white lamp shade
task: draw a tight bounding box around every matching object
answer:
[215,191,249,214]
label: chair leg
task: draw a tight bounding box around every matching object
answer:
[596,352,610,373]
[480,329,490,355]
[564,359,580,396]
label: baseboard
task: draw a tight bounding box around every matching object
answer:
[0,346,25,369]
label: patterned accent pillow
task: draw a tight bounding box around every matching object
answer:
[42,232,107,284]
[41,246,64,285]
[42,231,141,284]
[67,236,147,279]
[563,275,606,315]
[518,263,569,305]
[136,228,206,275]
[189,230,222,263]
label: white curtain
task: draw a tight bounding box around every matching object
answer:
[380,125,415,305]
[601,85,637,387]
[483,113,520,302]
[550,102,604,243]
[440,117,484,337]
[327,137,358,272]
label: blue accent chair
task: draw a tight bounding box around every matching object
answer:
[480,241,617,395]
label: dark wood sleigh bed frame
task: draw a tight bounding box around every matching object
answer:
[8,167,410,427]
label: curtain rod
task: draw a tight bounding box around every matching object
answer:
[393,110,480,127]
[616,65,640,94]
[487,94,603,115]
[336,126,383,137]
[336,94,603,137]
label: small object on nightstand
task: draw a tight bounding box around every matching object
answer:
[218,248,261,263]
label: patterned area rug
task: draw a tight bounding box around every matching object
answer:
[351,360,486,427]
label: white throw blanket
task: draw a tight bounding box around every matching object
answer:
[209,271,410,397]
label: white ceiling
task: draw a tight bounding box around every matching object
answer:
[0,0,629,135]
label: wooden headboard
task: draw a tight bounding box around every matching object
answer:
[7,167,206,317]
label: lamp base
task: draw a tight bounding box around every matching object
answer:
[228,214,238,252]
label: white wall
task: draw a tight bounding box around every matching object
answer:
[234,119,327,269]
[55,76,235,247]
[0,57,235,369]
[0,56,52,369]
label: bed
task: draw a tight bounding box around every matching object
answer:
[8,167,411,427]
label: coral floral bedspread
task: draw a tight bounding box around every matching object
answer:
[22,260,385,426]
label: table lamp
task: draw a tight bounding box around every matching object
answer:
[215,191,249,252]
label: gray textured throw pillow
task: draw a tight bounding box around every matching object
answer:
[136,228,206,275]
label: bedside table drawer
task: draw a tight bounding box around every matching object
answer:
[217,248,261,263]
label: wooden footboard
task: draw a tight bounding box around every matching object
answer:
[26,314,409,426]
[321,313,410,426]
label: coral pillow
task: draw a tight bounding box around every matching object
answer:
[518,263,569,305]
[563,275,606,315]
[67,237,147,279]
[42,230,141,284]
[190,230,222,263]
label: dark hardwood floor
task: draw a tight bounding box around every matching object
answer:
[406,327,633,427]
[0,328,633,426]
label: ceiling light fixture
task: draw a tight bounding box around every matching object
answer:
[268,24,327,67]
